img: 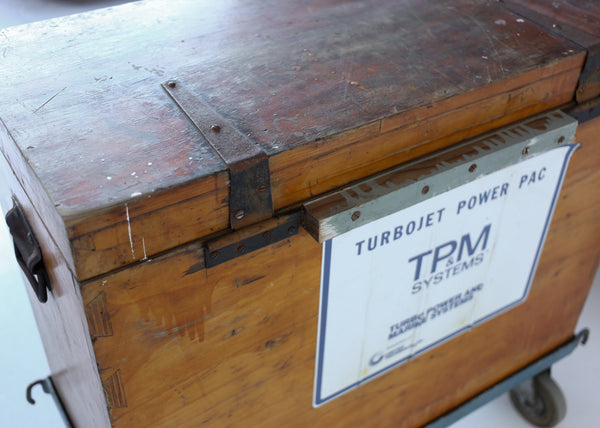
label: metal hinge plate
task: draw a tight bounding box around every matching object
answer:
[203,211,301,268]
[162,79,274,230]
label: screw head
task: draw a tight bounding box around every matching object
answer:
[288,226,297,235]
[469,164,477,173]
[257,184,269,193]
[209,251,219,259]
[351,211,361,221]
[211,124,221,133]
[421,185,430,195]
[166,80,176,88]
[522,147,530,155]
[236,244,246,253]
[234,209,245,220]
[558,136,565,144]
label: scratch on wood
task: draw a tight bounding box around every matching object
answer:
[235,275,267,287]
[33,87,66,113]
[142,237,147,260]
[342,76,349,100]
[125,204,135,259]
[462,14,506,78]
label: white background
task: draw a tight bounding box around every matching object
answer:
[0,1,598,426]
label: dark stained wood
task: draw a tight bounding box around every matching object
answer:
[503,0,600,43]
[80,114,600,425]
[568,96,600,123]
[502,0,600,102]
[0,0,585,280]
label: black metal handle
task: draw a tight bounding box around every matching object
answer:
[5,200,50,303]
[27,377,73,428]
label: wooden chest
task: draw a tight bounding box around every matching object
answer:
[1,0,599,426]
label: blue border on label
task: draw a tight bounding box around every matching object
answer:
[313,144,578,407]
[314,239,333,404]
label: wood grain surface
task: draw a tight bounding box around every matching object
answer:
[2,1,598,425]
[0,150,110,427]
[0,0,585,280]
[503,0,600,44]
[502,0,600,103]
[80,115,600,427]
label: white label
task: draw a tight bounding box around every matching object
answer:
[314,145,576,406]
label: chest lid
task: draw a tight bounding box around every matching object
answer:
[0,0,585,281]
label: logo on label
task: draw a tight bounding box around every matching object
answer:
[408,224,491,294]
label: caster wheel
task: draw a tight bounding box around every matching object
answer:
[509,370,567,427]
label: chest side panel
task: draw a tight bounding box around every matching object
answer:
[0,151,109,427]
[80,116,600,427]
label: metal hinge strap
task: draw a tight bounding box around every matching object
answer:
[203,211,301,268]
[162,79,274,230]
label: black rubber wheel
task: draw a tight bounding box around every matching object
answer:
[509,370,567,427]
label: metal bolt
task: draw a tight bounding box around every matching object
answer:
[210,251,219,259]
[236,244,246,253]
[351,211,361,221]
[262,230,272,239]
[469,164,477,173]
[421,185,430,195]
[552,23,561,30]
[257,184,269,193]
[211,124,221,133]
[166,80,176,88]
[558,136,565,144]
[288,226,297,235]
[234,209,245,220]
[522,147,530,155]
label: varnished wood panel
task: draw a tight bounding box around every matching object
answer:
[0,151,110,427]
[503,0,600,43]
[65,61,584,280]
[68,173,230,280]
[0,0,586,280]
[81,116,600,427]
[502,0,600,102]
[270,64,582,209]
